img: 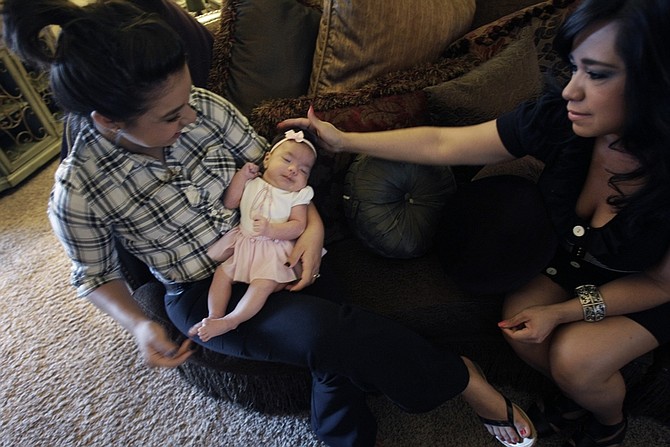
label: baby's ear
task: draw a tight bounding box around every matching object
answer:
[263,152,271,168]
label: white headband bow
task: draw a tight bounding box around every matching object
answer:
[269,130,317,157]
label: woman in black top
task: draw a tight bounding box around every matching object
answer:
[1,1,540,446]
[283,1,670,445]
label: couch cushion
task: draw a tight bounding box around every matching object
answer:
[252,0,580,138]
[471,0,548,29]
[425,28,543,127]
[343,156,457,259]
[309,0,476,96]
[437,175,558,295]
[248,0,578,245]
[207,0,321,117]
[444,0,579,84]
[251,91,436,245]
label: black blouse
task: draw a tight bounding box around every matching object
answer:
[497,94,670,272]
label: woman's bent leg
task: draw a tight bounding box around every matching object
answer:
[550,316,659,424]
[311,372,377,447]
[502,274,571,375]
[164,277,469,445]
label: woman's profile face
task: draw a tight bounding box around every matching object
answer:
[562,21,627,139]
[121,64,197,150]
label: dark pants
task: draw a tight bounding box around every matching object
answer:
[164,265,469,447]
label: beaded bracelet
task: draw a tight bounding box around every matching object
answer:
[575,284,606,322]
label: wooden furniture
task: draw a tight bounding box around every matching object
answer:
[0,41,62,192]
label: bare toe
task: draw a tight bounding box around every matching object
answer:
[187,321,203,338]
[479,397,536,446]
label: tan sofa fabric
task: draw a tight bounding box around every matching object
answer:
[309,0,476,96]
[424,28,543,127]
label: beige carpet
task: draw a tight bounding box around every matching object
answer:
[2,159,669,447]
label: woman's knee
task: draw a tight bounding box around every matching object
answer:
[549,318,658,392]
[548,326,608,391]
[550,352,592,392]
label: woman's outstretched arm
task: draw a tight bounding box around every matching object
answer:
[279,106,515,166]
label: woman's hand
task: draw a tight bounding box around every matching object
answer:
[498,305,562,344]
[278,106,345,154]
[88,280,193,368]
[133,320,193,367]
[286,203,324,291]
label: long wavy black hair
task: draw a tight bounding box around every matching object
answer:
[553,0,670,222]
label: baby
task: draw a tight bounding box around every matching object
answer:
[189,129,318,341]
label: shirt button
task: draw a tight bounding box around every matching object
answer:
[573,225,586,237]
[185,186,200,205]
[545,267,558,275]
[570,261,581,268]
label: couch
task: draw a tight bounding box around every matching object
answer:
[133,0,670,424]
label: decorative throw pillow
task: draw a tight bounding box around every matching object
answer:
[470,0,549,29]
[425,28,543,127]
[207,0,321,117]
[251,91,433,246]
[343,156,457,259]
[246,0,577,245]
[309,0,476,96]
[443,0,579,84]
[437,175,557,294]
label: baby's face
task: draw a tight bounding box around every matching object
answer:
[263,141,316,192]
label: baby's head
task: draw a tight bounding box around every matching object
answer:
[263,129,318,192]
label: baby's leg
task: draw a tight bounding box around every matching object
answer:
[207,267,234,318]
[206,238,235,262]
[197,278,279,341]
[188,267,233,337]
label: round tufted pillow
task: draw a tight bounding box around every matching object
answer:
[343,155,457,259]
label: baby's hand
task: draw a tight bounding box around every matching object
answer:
[251,215,271,237]
[241,162,260,180]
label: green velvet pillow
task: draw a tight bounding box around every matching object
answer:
[207,0,321,117]
[343,156,457,259]
[424,29,543,127]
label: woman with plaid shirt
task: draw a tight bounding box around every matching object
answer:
[1,1,537,446]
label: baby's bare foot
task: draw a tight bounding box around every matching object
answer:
[197,317,237,341]
[187,320,204,338]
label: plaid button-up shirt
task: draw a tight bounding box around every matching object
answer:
[49,88,268,296]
